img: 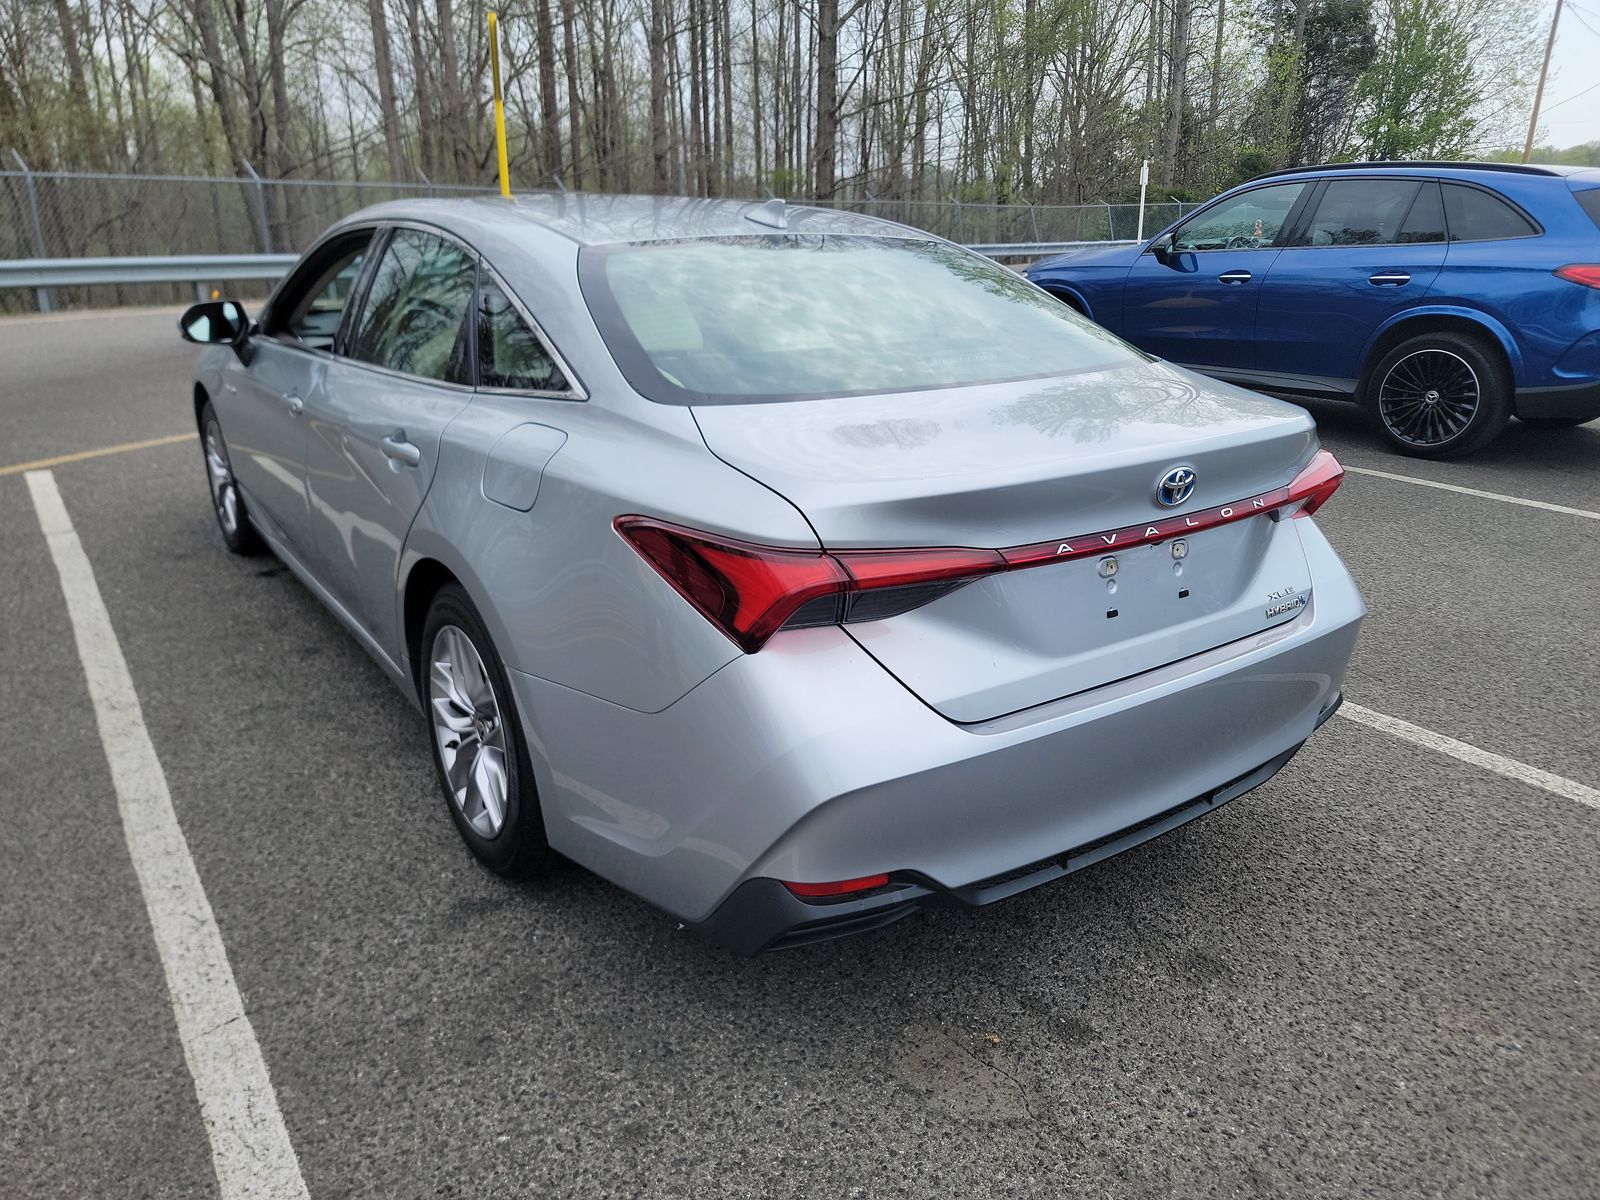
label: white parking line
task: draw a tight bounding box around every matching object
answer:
[1342,464,1600,520]
[1339,701,1600,810]
[25,469,309,1200]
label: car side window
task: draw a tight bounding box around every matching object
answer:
[476,278,569,392]
[1303,179,1420,246]
[1168,183,1306,252]
[347,228,476,383]
[1397,182,1446,243]
[266,232,374,351]
[1442,184,1539,242]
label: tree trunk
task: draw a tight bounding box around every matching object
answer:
[561,0,584,188]
[535,0,562,180]
[649,0,672,192]
[813,0,839,199]
[365,0,408,180]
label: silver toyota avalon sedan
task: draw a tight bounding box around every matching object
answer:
[180,195,1363,953]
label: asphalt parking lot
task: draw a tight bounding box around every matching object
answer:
[3,308,1597,1200]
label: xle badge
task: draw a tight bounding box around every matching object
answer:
[1264,585,1306,619]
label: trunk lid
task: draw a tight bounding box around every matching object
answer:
[692,362,1323,723]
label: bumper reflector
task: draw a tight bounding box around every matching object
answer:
[782,874,891,899]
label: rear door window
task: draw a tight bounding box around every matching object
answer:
[347,228,476,383]
[1442,184,1539,242]
[1302,179,1421,246]
[1397,182,1447,243]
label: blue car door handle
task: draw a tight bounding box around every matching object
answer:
[1368,272,1411,286]
[380,431,422,467]
[1217,270,1252,284]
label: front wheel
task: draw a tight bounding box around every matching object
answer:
[1361,332,1511,459]
[199,401,265,555]
[422,583,558,879]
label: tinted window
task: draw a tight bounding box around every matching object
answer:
[1303,179,1420,245]
[268,233,372,349]
[581,235,1141,404]
[1170,183,1307,251]
[1442,184,1539,242]
[1574,187,1600,232]
[348,228,475,382]
[477,278,568,392]
[1398,182,1447,243]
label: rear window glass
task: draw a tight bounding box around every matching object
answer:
[1304,179,1420,245]
[579,235,1141,405]
[1575,187,1600,232]
[1398,182,1446,244]
[1442,184,1539,242]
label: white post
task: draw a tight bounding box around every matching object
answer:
[1136,158,1150,242]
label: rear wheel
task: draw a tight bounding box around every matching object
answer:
[422,583,557,879]
[200,401,265,555]
[1361,332,1510,459]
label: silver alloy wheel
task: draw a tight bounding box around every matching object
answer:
[1377,348,1480,447]
[204,418,240,534]
[428,624,510,839]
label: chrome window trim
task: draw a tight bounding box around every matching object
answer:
[473,259,588,402]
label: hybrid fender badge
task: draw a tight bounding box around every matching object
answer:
[1156,465,1197,508]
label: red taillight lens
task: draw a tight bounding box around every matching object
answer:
[782,873,891,899]
[1555,264,1600,289]
[1284,448,1344,516]
[614,518,849,652]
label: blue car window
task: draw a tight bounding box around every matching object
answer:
[1397,182,1447,244]
[1442,184,1539,242]
[1577,187,1600,231]
[1303,179,1420,246]
[1169,183,1306,251]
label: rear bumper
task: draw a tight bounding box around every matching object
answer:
[690,731,1324,954]
[1517,378,1600,421]
[507,518,1364,946]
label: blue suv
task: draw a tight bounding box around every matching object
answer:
[1027,162,1600,458]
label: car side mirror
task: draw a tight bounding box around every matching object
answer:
[179,299,254,363]
[1150,237,1173,266]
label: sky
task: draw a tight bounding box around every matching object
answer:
[1537,0,1600,147]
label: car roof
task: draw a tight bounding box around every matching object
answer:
[1245,160,1599,184]
[338,192,924,247]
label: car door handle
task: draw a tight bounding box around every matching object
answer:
[1368,272,1411,286]
[282,392,304,416]
[380,432,422,467]
[1217,270,1252,284]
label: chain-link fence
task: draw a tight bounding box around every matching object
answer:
[0,167,1198,309]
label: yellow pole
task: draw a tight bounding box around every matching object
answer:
[488,11,511,197]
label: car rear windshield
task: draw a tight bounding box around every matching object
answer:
[579,235,1143,404]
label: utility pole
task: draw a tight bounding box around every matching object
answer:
[1522,0,1564,163]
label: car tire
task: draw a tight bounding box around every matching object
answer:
[1518,415,1593,430]
[1360,331,1511,459]
[200,401,266,555]
[421,583,558,879]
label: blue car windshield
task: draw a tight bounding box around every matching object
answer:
[580,235,1143,404]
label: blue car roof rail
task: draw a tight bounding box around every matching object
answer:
[1245,161,1577,183]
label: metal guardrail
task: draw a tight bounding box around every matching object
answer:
[0,240,1135,312]
[965,239,1138,257]
[1,253,300,311]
